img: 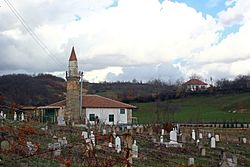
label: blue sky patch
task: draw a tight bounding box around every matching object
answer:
[172,0,227,17]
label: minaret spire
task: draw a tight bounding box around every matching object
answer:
[69,46,77,61]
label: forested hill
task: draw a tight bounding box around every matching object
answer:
[0,74,176,106]
[0,74,66,106]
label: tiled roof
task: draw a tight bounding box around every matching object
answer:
[184,79,208,85]
[49,95,136,109]
[69,47,77,61]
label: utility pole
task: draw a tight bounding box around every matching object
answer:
[80,71,83,123]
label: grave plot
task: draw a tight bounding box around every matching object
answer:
[1,118,250,167]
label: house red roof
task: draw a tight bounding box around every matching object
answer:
[184,79,208,86]
[69,47,77,61]
[48,95,136,109]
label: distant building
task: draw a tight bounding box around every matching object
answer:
[38,47,136,125]
[183,79,209,92]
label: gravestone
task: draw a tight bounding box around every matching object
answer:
[62,137,68,147]
[196,139,200,146]
[208,132,211,139]
[188,158,194,166]
[81,131,88,139]
[102,128,107,135]
[3,114,6,119]
[215,134,220,142]
[57,116,66,126]
[232,155,237,166]
[0,111,3,118]
[53,142,61,157]
[160,136,164,144]
[192,129,196,140]
[211,137,216,148]
[90,131,95,146]
[132,140,138,158]
[181,134,187,143]
[201,148,206,156]
[242,137,247,144]
[199,133,203,139]
[115,136,121,153]
[14,112,17,121]
[169,128,177,143]
[21,113,24,121]
[161,129,165,136]
[48,143,53,150]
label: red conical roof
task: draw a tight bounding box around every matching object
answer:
[69,47,77,61]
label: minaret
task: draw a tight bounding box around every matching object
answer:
[65,47,80,124]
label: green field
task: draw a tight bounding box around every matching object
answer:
[133,92,250,124]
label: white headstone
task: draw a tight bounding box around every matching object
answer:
[115,136,121,153]
[188,158,195,166]
[90,131,95,146]
[199,133,203,139]
[0,111,3,118]
[215,134,220,142]
[201,148,206,156]
[81,131,88,139]
[132,140,138,158]
[108,142,112,148]
[3,114,6,119]
[208,133,211,139]
[160,136,164,144]
[242,137,247,144]
[192,129,196,140]
[169,128,177,143]
[196,139,200,146]
[21,113,24,121]
[102,129,107,135]
[14,112,17,121]
[211,137,216,148]
[57,116,66,125]
[161,129,164,136]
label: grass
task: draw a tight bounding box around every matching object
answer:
[133,92,250,124]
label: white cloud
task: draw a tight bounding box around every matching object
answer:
[218,0,250,27]
[1,0,250,82]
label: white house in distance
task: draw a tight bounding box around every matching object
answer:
[183,79,209,92]
[47,95,136,125]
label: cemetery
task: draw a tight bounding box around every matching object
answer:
[1,115,250,167]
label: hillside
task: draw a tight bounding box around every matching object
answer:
[0,74,66,106]
[133,92,250,123]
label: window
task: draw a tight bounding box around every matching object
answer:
[109,114,114,122]
[120,109,125,114]
[89,114,95,121]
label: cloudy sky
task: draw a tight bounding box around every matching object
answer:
[0,0,250,83]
